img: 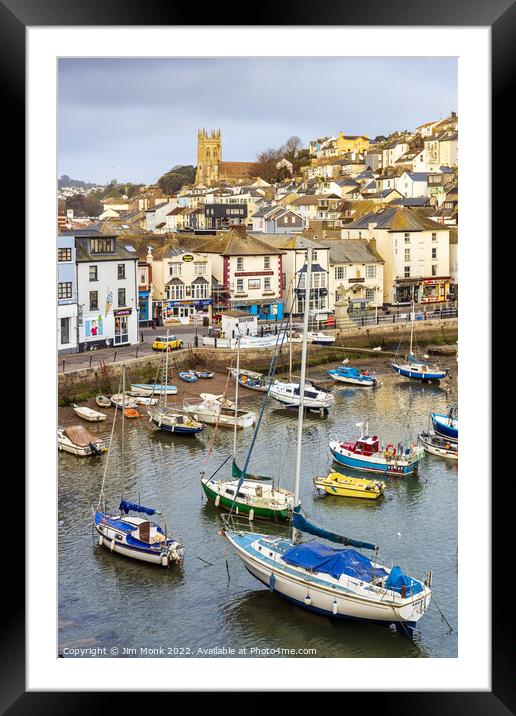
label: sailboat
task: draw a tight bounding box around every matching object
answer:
[391,302,447,382]
[201,333,295,522]
[147,334,205,436]
[221,249,432,634]
[93,364,184,566]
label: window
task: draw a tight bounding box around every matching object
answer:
[90,238,115,254]
[264,277,271,291]
[89,291,98,310]
[58,248,72,262]
[432,247,437,259]
[366,288,375,302]
[404,233,410,243]
[282,273,286,289]
[236,278,244,293]
[60,317,70,345]
[89,265,98,281]
[118,264,125,279]
[264,256,271,269]
[366,265,376,279]
[169,263,182,277]
[237,257,244,271]
[118,288,126,307]
[432,232,437,241]
[194,263,207,276]
[335,266,346,280]
[404,266,411,278]
[58,282,72,299]
[404,249,410,262]
[248,279,261,290]
[431,265,437,276]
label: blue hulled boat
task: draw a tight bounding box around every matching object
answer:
[391,303,447,382]
[431,409,458,442]
[327,364,379,387]
[179,371,198,383]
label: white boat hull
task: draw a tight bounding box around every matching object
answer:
[95,526,183,566]
[225,531,431,626]
[330,375,375,387]
[183,406,255,429]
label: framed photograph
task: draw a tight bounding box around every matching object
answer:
[5,0,508,707]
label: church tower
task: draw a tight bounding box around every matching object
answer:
[195,128,222,185]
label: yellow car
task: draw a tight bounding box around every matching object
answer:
[152,335,183,351]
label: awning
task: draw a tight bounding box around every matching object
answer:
[230,298,280,306]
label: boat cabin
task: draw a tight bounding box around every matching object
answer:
[121,516,166,544]
[342,435,380,455]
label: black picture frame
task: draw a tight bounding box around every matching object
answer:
[5,0,509,709]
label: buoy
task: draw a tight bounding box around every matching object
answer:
[304,595,312,606]
[249,509,254,521]
[214,494,220,507]
[110,539,115,552]
[98,535,103,546]
[332,599,338,615]
[161,554,168,567]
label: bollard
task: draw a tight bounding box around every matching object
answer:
[393,314,395,323]
[214,335,217,349]
[194,333,198,348]
[136,345,139,358]
[62,359,65,373]
[89,355,93,367]
[113,351,117,363]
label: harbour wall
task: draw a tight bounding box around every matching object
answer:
[58,318,457,404]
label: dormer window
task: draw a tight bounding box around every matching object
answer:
[90,238,115,254]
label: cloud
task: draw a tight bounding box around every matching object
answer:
[58,57,457,184]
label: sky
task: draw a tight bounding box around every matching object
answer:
[58,57,457,185]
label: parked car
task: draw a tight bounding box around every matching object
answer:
[152,335,183,351]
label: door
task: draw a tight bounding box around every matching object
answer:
[114,315,129,345]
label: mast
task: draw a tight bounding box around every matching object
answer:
[232,332,240,462]
[292,247,312,543]
[121,363,125,488]
[409,299,414,358]
[289,279,293,383]
[164,328,169,410]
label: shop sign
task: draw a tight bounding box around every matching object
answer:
[113,308,132,316]
[165,298,212,308]
[182,254,194,262]
[348,278,365,283]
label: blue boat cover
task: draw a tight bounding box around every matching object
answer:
[282,541,388,581]
[119,500,161,516]
[384,565,423,597]
[293,506,378,550]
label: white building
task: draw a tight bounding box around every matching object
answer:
[343,207,451,305]
[57,235,78,354]
[74,233,139,351]
[323,238,385,311]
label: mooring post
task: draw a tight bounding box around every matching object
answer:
[113,351,117,363]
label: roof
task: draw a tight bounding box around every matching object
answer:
[253,234,328,251]
[346,206,447,232]
[73,235,139,262]
[322,238,384,265]
[218,161,260,178]
[195,226,286,256]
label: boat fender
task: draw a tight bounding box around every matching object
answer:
[269,573,276,592]
[332,599,338,615]
[214,494,220,507]
[110,538,115,552]
[98,535,103,546]
[249,509,254,522]
[161,554,168,567]
[304,595,312,606]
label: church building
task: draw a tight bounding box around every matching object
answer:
[195,129,260,185]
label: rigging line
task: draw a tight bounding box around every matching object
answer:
[430,593,454,633]
[202,454,232,482]
[202,350,236,466]
[96,372,123,509]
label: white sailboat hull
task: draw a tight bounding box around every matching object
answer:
[95,527,183,566]
[225,531,431,626]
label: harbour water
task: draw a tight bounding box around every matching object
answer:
[58,360,457,658]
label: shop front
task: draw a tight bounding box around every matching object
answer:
[138,290,151,325]
[392,277,450,305]
[114,308,132,345]
[229,298,284,322]
[161,298,212,325]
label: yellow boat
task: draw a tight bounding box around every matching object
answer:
[313,472,384,499]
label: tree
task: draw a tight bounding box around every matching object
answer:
[157,165,196,194]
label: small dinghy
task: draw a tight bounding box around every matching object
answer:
[194,370,214,379]
[179,371,198,383]
[313,472,384,499]
[123,407,141,419]
[131,395,158,406]
[229,367,276,392]
[148,407,205,435]
[95,395,111,408]
[58,425,107,456]
[73,404,107,422]
[110,394,138,409]
[418,431,458,460]
[130,383,178,396]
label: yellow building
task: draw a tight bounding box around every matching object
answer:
[335,132,370,154]
[195,129,260,186]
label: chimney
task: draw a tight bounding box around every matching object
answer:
[367,222,378,233]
